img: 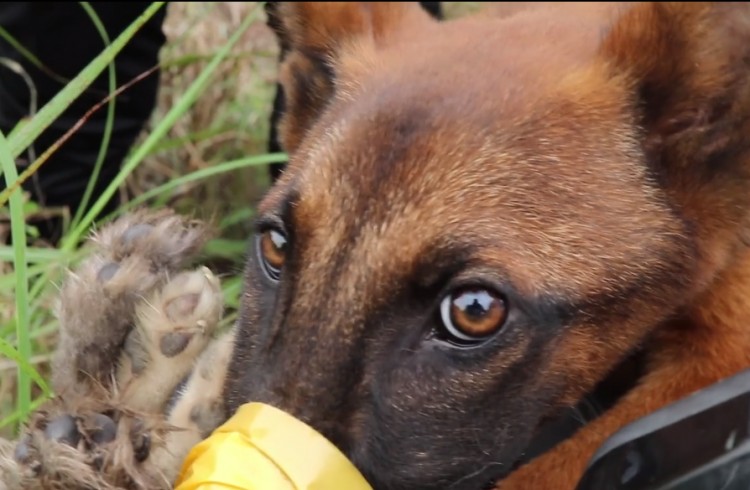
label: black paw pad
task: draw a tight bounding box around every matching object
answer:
[97,262,120,283]
[89,413,117,445]
[160,332,193,358]
[44,414,81,448]
[13,434,32,464]
[122,223,154,249]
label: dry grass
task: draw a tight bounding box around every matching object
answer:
[128,2,280,240]
[130,2,482,226]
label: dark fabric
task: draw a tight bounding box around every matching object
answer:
[267,1,444,182]
[0,2,167,242]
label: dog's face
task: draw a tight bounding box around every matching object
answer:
[226,3,750,489]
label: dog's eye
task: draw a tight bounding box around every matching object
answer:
[439,288,507,344]
[258,229,287,281]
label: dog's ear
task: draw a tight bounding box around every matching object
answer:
[265,2,435,153]
[598,3,750,232]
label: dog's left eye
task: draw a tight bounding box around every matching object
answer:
[257,229,287,281]
[438,287,507,345]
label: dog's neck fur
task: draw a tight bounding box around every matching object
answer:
[522,241,750,471]
[519,346,647,467]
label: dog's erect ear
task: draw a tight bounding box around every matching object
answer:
[598,3,750,219]
[265,2,435,153]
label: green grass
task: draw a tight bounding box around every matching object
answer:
[0,2,283,437]
[70,2,118,232]
[0,127,33,422]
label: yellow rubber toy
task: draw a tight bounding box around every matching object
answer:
[174,402,373,490]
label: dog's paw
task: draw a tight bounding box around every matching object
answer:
[0,210,235,490]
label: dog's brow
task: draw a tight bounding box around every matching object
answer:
[411,241,478,290]
[279,190,300,229]
[254,189,300,232]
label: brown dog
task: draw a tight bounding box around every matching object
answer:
[223,2,750,489]
[3,2,750,490]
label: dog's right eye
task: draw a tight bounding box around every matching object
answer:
[438,287,507,346]
[257,229,287,281]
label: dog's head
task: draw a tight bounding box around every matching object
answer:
[226,3,750,489]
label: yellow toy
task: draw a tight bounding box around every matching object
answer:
[175,403,373,490]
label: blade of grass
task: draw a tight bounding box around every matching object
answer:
[0,246,65,263]
[6,2,164,160]
[70,2,117,231]
[0,129,33,424]
[203,238,248,261]
[0,261,49,290]
[143,126,230,156]
[0,57,38,155]
[0,397,47,430]
[219,207,255,229]
[115,153,287,214]
[63,4,264,250]
[0,26,69,86]
[221,276,244,310]
[0,337,52,398]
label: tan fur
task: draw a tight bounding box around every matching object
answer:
[147,326,236,484]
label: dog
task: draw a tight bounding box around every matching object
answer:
[3,2,750,490]
[231,2,750,488]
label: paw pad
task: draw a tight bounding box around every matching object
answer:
[165,293,201,323]
[88,413,117,445]
[160,332,193,358]
[96,262,120,283]
[44,414,80,448]
[13,434,32,464]
[121,223,155,249]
